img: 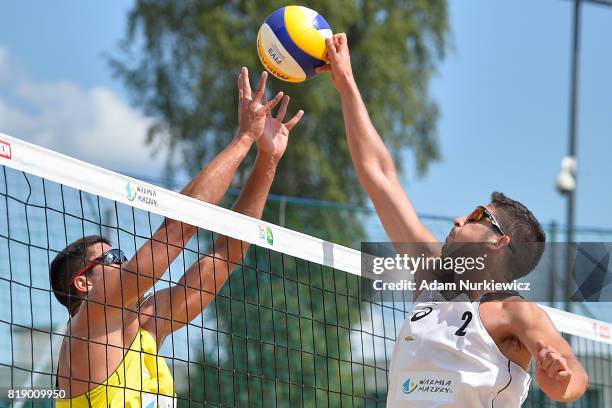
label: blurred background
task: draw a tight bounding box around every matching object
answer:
[0,0,610,228]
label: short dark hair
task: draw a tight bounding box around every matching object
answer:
[49,235,110,315]
[490,192,546,280]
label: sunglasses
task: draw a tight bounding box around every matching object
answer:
[69,248,128,287]
[466,206,516,253]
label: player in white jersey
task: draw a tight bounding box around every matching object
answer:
[387,290,532,407]
[316,34,589,405]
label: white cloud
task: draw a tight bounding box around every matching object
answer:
[0,47,164,174]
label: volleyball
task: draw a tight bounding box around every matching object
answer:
[257,6,332,83]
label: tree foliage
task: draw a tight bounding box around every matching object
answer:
[111,1,449,405]
[111,0,448,204]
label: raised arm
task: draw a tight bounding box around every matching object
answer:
[146,94,304,340]
[92,68,283,311]
[318,34,438,248]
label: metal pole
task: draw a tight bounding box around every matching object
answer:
[549,221,558,307]
[103,206,114,240]
[279,197,287,227]
[564,0,582,313]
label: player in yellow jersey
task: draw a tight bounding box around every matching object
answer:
[49,68,304,407]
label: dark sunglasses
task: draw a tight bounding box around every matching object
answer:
[69,248,128,287]
[466,206,516,253]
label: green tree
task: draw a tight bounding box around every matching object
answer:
[111,1,449,406]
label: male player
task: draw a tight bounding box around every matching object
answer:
[317,34,588,406]
[50,68,303,407]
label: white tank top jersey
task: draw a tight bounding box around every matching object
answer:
[386,290,531,407]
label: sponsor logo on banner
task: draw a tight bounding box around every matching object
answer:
[401,378,418,394]
[258,224,274,246]
[141,392,176,408]
[127,182,137,201]
[396,371,458,403]
[125,182,158,207]
[0,140,12,159]
[593,322,611,340]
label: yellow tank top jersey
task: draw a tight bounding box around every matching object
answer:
[56,328,175,408]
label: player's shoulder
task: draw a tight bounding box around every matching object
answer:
[481,292,548,321]
[495,296,550,328]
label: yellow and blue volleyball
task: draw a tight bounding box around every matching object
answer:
[257,6,332,83]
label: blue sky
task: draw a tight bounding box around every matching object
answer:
[0,0,610,231]
[409,0,612,233]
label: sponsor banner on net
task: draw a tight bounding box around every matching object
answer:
[397,371,459,403]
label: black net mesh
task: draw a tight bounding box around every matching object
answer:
[0,165,611,407]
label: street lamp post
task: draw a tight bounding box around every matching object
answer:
[563,0,581,313]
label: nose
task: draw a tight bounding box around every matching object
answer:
[453,215,466,228]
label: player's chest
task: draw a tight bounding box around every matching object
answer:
[400,302,528,369]
[402,302,482,344]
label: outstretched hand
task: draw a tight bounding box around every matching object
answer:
[237,67,284,149]
[259,93,304,162]
[315,33,355,91]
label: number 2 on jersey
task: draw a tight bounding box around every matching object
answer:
[410,307,473,337]
[454,311,473,336]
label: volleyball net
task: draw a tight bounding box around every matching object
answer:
[0,133,611,407]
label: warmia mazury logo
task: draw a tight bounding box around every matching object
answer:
[402,378,418,395]
[125,182,158,206]
[126,182,137,201]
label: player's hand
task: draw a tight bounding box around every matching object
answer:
[237,67,284,148]
[258,93,304,162]
[315,33,355,92]
[536,340,572,383]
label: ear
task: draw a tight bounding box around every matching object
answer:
[72,274,92,293]
[492,235,512,252]
[498,235,511,247]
